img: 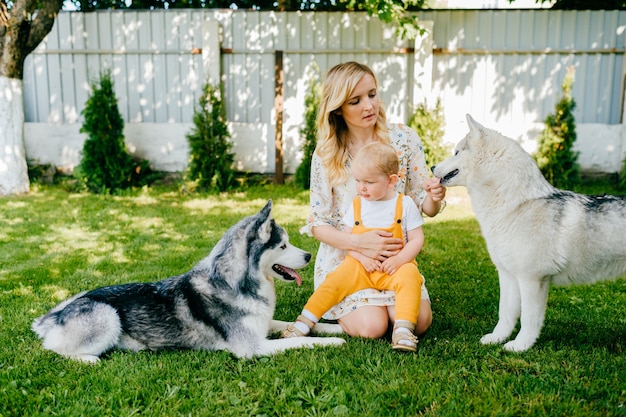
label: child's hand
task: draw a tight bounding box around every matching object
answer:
[351,251,382,273]
[359,257,382,273]
[381,256,404,275]
[423,177,446,202]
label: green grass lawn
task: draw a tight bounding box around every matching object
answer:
[0,180,624,416]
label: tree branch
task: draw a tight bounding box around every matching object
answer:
[25,0,63,55]
[0,1,7,53]
[0,0,9,27]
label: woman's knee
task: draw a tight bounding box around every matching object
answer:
[415,301,432,336]
[338,306,389,339]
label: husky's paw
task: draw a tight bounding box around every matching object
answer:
[502,339,533,352]
[311,322,343,335]
[480,333,507,345]
[70,354,101,364]
[313,337,346,346]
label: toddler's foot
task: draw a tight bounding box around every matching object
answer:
[392,325,418,352]
[280,315,315,338]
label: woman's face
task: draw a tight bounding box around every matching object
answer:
[338,74,379,131]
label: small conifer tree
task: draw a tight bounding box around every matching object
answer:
[408,98,450,167]
[294,66,321,190]
[534,67,581,189]
[80,70,134,193]
[186,81,236,192]
[619,156,626,191]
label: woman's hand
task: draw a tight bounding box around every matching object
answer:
[355,230,403,261]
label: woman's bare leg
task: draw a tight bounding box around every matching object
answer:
[387,300,432,336]
[337,306,389,338]
[338,300,432,338]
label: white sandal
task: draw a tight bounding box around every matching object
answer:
[392,330,419,352]
[280,315,315,338]
[391,321,418,352]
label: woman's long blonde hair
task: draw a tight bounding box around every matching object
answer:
[315,62,390,187]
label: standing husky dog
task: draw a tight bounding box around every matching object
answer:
[32,200,345,363]
[432,115,626,352]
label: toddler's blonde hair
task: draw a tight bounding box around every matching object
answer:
[352,142,399,178]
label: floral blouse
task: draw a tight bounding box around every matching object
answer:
[300,123,431,320]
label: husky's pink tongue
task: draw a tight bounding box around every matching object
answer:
[285,267,302,286]
[273,265,303,286]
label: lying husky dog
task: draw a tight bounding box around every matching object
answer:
[432,114,626,352]
[32,200,344,363]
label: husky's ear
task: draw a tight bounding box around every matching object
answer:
[466,114,486,142]
[259,199,273,219]
[466,114,482,132]
[257,199,273,242]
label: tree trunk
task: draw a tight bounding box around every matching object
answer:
[0,0,64,195]
[0,75,29,195]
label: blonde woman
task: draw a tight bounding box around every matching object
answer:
[300,61,446,339]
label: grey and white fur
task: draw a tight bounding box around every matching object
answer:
[432,115,626,351]
[32,200,345,363]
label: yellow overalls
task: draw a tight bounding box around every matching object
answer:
[304,194,423,324]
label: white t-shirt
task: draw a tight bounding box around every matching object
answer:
[342,193,424,243]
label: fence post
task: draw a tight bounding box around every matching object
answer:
[274,50,284,185]
[202,20,221,86]
[619,34,626,167]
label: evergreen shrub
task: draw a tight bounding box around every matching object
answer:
[79,70,152,193]
[533,67,581,189]
[408,98,450,167]
[619,157,626,191]
[186,81,236,192]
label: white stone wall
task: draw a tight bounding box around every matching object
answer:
[24,121,626,175]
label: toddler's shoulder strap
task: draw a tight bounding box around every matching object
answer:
[394,193,404,224]
[352,196,362,226]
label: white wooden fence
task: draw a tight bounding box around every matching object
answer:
[23,9,626,174]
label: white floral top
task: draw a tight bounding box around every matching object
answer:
[300,123,431,320]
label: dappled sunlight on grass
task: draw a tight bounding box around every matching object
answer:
[272,199,310,224]
[181,198,219,213]
[43,225,110,254]
[6,201,28,209]
[40,285,72,301]
[1,217,25,226]
[87,246,129,265]
[7,285,34,297]
[142,243,167,253]
[115,194,160,206]
[182,197,269,216]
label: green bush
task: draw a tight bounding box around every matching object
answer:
[294,65,321,190]
[186,81,236,192]
[534,67,581,189]
[619,157,626,191]
[79,70,136,193]
[408,98,450,167]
